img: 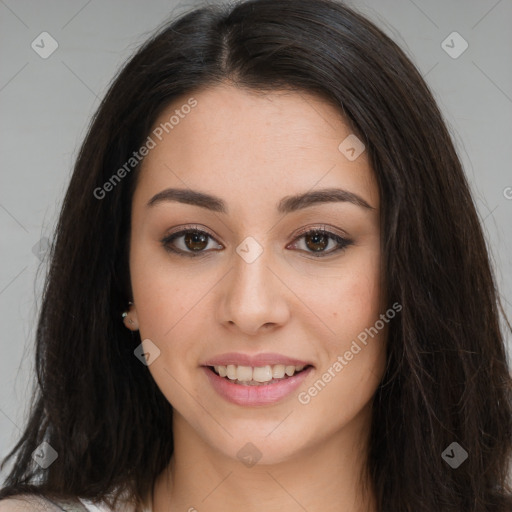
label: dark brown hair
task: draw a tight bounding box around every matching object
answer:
[1,0,511,510]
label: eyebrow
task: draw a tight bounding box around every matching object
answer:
[146,187,375,213]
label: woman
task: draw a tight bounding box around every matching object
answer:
[1,0,511,511]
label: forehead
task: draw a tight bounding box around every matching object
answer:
[133,84,379,213]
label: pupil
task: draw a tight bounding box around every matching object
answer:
[185,232,208,251]
[305,232,328,252]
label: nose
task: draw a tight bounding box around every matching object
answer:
[217,245,291,336]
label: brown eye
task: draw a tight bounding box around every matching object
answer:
[304,232,330,252]
[289,228,353,257]
[162,228,223,257]
[184,231,208,251]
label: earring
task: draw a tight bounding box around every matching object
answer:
[122,301,135,324]
[122,312,135,324]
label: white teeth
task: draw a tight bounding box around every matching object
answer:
[226,365,237,380]
[214,363,307,382]
[236,366,253,382]
[253,365,273,382]
[272,364,285,379]
[285,365,295,376]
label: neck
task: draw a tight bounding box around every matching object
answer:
[152,403,377,512]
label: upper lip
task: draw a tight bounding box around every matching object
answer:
[202,352,313,367]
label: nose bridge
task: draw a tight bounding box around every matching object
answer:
[233,244,270,295]
[231,240,274,308]
[219,237,289,333]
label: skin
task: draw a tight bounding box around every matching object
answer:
[124,83,387,512]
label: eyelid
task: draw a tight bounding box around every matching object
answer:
[161,224,352,257]
[287,224,353,257]
[161,224,222,257]
[291,223,350,240]
[164,224,218,240]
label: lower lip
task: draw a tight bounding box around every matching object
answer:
[203,366,313,406]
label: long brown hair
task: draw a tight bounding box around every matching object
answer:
[1,1,511,510]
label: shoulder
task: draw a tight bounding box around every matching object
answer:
[0,495,92,511]
[0,493,144,512]
[0,495,59,511]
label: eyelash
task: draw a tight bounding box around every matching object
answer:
[161,225,353,259]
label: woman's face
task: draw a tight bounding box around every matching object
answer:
[127,84,387,465]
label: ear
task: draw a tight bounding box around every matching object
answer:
[122,302,139,331]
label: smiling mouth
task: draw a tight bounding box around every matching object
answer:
[208,364,312,386]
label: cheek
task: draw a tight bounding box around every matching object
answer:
[341,267,382,341]
[304,273,387,427]
[305,245,386,385]
[129,241,205,340]
[129,252,207,408]
[301,246,382,344]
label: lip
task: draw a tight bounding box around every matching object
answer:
[202,352,312,367]
[203,365,314,406]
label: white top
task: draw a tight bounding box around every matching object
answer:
[81,498,152,512]
[0,495,152,512]
[80,499,126,512]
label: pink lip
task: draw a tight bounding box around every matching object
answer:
[203,366,313,406]
[202,352,311,367]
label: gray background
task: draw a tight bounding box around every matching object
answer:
[1,0,511,478]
